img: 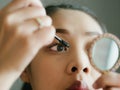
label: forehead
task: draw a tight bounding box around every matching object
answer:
[50,9,103,35]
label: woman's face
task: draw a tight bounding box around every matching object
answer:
[22,9,103,90]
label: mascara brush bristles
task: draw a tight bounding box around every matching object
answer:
[55,35,70,47]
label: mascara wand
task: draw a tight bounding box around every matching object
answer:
[55,35,70,48]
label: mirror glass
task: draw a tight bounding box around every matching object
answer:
[91,35,120,72]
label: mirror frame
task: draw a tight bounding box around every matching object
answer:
[89,33,120,73]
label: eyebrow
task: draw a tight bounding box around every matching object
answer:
[85,31,101,36]
[56,29,101,36]
[56,29,69,34]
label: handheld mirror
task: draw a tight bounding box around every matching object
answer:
[89,33,120,73]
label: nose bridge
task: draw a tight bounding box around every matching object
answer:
[66,40,90,75]
[73,45,87,68]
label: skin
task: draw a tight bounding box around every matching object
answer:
[22,8,120,90]
[0,0,55,89]
[0,0,120,90]
[22,9,103,90]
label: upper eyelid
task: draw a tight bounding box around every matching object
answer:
[56,29,69,34]
[48,41,66,47]
[48,43,58,48]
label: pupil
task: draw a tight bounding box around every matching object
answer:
[57,44,64,51]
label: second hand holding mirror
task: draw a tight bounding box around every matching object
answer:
[89,33,120,73]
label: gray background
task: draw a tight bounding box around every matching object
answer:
[0,0,120,90]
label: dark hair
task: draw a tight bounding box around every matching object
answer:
[45,4,107,33]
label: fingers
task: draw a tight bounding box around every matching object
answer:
[93,72,120,89]
[2,3,47,31]
[7,7,46,24]
[0,0,55,55]
[2,0,43,13]
[32,26,55,48]
[14,16,52,35]
[0,0,47,30]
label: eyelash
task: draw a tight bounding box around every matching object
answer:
[49,43,69,53]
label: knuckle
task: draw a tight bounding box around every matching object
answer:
[12,25,29,38]
[42,16,52,26]
[30,7,46,16]
[13,25,22,35]
[49,25,55,32]
[46,16,52,23]
[4,13,14,26]
[38,7,46,15]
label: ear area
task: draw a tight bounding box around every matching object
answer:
[20,68,30,83]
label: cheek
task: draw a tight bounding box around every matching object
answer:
[90,66,101,82]
[29,54,67,89]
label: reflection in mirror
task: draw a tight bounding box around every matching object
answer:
[92,38,119,71]
[90,33,120,73]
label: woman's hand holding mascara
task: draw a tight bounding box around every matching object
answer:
[0,0,55,89]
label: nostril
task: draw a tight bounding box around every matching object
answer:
[83,67,89,73]
[71,66,77,72]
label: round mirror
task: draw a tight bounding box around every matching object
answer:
[89,33,120,73]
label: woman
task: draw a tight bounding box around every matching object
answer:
[0,0,120,90]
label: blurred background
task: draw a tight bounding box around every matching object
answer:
[0,0,120,90]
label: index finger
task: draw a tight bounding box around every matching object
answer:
[2,0,45,13]
[12,0,43,7]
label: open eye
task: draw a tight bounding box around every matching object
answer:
[50,43,68,52]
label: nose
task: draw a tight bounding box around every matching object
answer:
[66,50,90,75]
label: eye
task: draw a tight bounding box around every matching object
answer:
[49,43,68,52]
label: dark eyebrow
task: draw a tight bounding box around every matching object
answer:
[56,29,69,34]
[85,31,101,36]
[56,29,101,36]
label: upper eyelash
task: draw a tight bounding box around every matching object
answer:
[48,43,60,48]
[48,42,69,52]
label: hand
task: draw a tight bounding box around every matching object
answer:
[93,72,120,90]
[0,0,55,89]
